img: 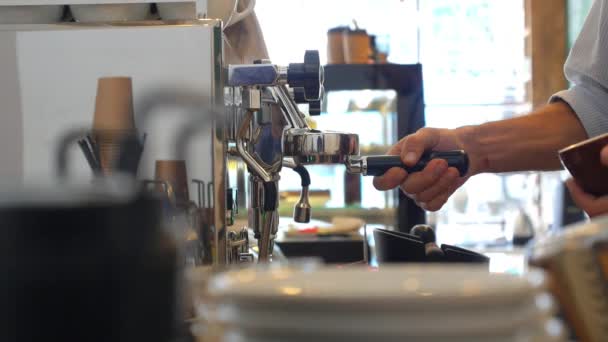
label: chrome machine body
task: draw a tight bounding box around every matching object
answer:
[223,51,351,263]
[219,51,468,265]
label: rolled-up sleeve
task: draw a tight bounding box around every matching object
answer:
[551,0,608,137]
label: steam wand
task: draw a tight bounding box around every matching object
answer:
[283,158,312,223]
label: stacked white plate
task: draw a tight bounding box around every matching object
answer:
[198,265,565,341]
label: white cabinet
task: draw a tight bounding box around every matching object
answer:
[0,22,221,187]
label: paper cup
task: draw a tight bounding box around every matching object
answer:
[92,77,136,131]
[343,29,371,64]
[155,160,190,205]
[92,129,139,174]
[327,27,347,64]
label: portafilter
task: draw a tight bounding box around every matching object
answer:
[282,128,469,176]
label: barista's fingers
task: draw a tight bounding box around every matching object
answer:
[400,128,441,166]
[422,192,451,212]
[414,167,460,203]
[566,178,608,218]
[400,159,448,195]
[448,177,468,198]
[566,178,593,205]
[601,145,608,166]
[385,139,404,156]
[373,168,408,191]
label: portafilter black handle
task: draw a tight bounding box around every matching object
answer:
[364,150,469,177]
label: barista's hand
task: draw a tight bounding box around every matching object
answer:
[373,127,481,211]
[565,145,608,218]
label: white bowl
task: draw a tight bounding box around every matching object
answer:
[157,2,197,21]
[0,5,64,24]
[70,4,150,23]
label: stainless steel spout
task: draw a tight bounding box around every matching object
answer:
[282,158,312,223]
[293,186,311,223]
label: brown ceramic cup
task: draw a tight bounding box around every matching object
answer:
[559,132,608,196]
[155,160,190,205]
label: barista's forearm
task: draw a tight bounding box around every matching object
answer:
[457,101,588,174]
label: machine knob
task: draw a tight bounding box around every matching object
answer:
[288,50,323,101]
[410,224,444,261]
[308,100,321,116]
[292,87,322,116]
[292,87,307,104]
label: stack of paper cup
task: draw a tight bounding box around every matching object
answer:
[155,160,191,207]
[91,77,138,175]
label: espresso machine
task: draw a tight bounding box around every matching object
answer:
[215,50,469,265]
[0,15,466,268]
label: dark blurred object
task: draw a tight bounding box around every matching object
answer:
[3,188,177,342]
[78,134,101,172]
[410,224,444,261]
[344,171,361,205]
[114,132,145,175]
[324,64,426,232]
[553,180,586,229]
[559,132,608,196]
[374,228,425,263]
[276,236,365,264]
[374,226,489,264]
[511,209,535,246]
[442,245,490,263]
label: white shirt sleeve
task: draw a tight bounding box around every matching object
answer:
[551,0,608,137]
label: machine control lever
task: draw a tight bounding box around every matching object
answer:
[291,87,322,116]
